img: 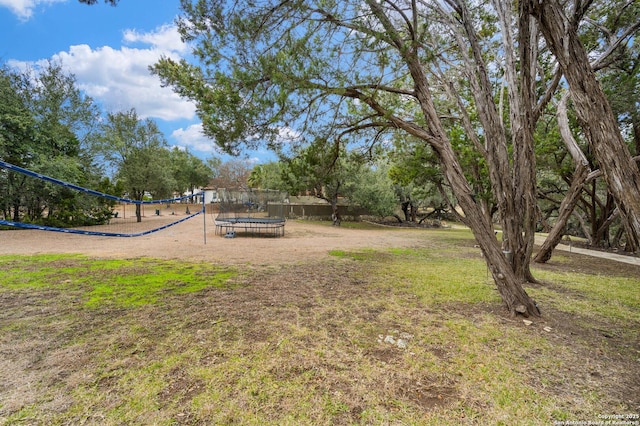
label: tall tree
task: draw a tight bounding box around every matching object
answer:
[152,0,556,316]
[96,109,174,222]
[349,160,399,221]
[0,67,37,222]
[0,67,36,167]
[248,162,286,191]
[532,1,640,261]
[388,142,457,224]
[282,139,363,225]
[169,147,213,196]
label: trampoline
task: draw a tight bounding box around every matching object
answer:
[213,189,288,238]
[214,216,286,237]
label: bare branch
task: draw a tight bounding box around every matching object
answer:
[533,67,562,122]
[381,0,416,43]
[557,92,590,167]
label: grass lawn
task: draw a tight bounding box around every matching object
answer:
[0,227,638,425]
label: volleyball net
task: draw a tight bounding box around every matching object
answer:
[0,160,204,238]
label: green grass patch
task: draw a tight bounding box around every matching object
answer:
[0,254,238,308]
[530,269,640,323]
[333,245,499,305]
[389,255,498,304]
[329,248,381,261]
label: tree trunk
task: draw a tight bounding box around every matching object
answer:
[619,212,640,252]
[573,209,593,245]
[535,93,590,263]
[330,195,340,226]
[529,0,640,241]
[8,173,23,222]
[594,196,617,247]
[401,201,410,222]
[135,204,142,223]
[443,152,540,317]
[364,0,540,317]
[535,164,588,263]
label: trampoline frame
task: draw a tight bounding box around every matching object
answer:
[214,216,286,237]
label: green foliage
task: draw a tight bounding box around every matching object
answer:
[0,66,37,166]
[247,162,286,191]
[388,137,451,218]
[281,138,363,206]
[0,63,109,226]
[96,109,175,202]
[169,147,213,195]
[152,1,435,155]
[348,160,398,219]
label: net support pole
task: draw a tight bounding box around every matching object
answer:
[202,194,207,245]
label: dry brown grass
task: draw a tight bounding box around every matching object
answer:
[1,223,638,424]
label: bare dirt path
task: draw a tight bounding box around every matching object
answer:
[0,217,430,265]
[534,236,640,266]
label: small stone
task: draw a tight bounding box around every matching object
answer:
[515,305,527,314]
[397,339,408,349]
[523,320,533,326]
[543,326,552,332]
[383,335,396,345]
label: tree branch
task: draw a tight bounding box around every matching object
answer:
[533,67,562,122]
[591,20,640,71]
[557,92,590,167]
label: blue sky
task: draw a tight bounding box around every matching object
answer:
[0,0,277,164]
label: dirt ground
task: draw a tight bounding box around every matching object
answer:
[0,215,432,265]
[2,213,639,269]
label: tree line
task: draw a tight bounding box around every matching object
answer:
[0,63,213,225]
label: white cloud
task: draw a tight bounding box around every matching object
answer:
[275,126,301,143]
[123,24,188,54]
[8,24,196,121]
[172,123,222,153]
[0,0,64,20]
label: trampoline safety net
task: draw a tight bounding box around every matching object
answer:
[213,189,287,237]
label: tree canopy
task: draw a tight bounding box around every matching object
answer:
[0,64,112,226]
[95,109,175,221]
